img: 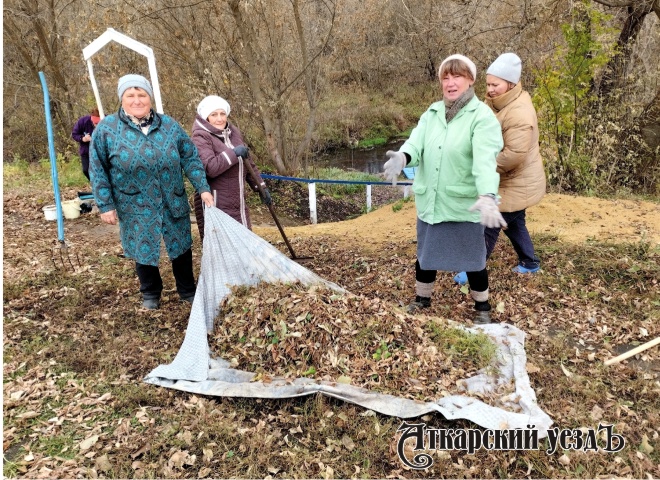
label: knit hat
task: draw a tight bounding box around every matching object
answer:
[487,53,522,84]
[117,74,154,101]
[197,96,231,121]
[439,54,477,81]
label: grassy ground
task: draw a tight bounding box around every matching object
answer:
[3,160,660,478]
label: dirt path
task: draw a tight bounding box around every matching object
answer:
[254,193,660,249]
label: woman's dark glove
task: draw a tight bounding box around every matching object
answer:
[259,188,272,205]
[233,145,249,158]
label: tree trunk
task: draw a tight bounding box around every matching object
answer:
[639,88,660,150]
[290,0,317,172]
[596,2,654,98]
[227,0,288,174]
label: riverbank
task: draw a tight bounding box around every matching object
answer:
[252,192,660,248]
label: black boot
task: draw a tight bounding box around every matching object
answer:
[473,300,491,324]
[407,295,431,313]
[142,297,161,310]
[180,293,195,304]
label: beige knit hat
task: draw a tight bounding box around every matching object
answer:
[439,54,477,81]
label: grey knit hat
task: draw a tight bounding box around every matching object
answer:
[117,74,154,101]
[487,53,522,84]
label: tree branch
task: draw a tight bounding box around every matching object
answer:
[592,0,659,16]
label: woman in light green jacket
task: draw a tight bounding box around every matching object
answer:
[383,54,506,323]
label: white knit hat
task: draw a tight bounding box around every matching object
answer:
[197,96,231,121]
[487,53,522,84]
[117,74,153,101]
[439,54,477,81]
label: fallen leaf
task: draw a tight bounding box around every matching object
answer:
[95,454,111,472]
[169,450,188,469]
[10,391,25,400]
[640,434,654,454]
[79,435,99,451]
[179,430,193,445]
[202,447,213,462]
[16,411,39,420]
[96,392,112,403]
[130,443,149,459]
[526,363,540,373]
[341,435,355,451]
[590,404,603,421]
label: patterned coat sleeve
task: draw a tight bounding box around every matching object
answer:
[176,123,211,195]
[89,120,116,213]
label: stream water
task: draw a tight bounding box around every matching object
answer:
[312,141,405,175]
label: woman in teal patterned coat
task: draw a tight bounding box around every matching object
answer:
[90,74,214,310]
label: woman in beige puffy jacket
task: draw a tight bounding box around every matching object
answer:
[455,53,545,284]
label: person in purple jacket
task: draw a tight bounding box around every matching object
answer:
[71,108,101,180]
[191,95,272,242]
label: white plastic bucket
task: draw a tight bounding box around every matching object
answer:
[43,205,57,221]
[61,199,81,219]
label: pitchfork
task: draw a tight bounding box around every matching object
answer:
[39,71,81,271]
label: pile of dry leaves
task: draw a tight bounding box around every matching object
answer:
[211,282,509,404]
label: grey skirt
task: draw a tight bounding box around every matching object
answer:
[417,218,486,272]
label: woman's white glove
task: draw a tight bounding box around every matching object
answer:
[383,150,407,185]
[469,195,508,229]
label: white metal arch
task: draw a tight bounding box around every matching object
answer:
[82,28,163,117]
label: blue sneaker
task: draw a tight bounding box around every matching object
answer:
[453,271,468,285]
[512,265,540,274]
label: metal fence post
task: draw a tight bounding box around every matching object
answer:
[366,184,372,212]
[308,183,317,224]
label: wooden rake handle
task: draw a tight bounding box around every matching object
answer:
[242,159,300,260]
[604,337,660,366]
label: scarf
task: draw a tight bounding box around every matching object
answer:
[444,86,475,123]
[125,109,154,133]
[194,115,247,226]
[195,115,233,146]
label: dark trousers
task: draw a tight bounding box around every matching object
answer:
[485,209,540,269]
[81,154,90,181]
[415,260,488,292]
[135,248,196,300]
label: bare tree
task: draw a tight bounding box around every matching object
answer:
[2,0,657,194]
[226,0,336,174]
[592,0,659,97]
[4,0,78,130]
